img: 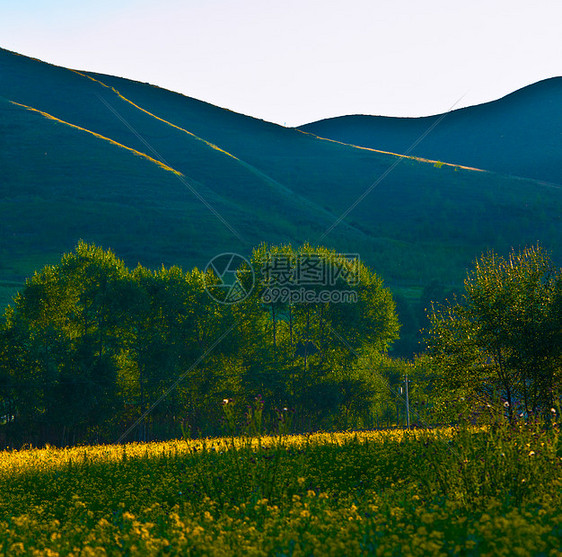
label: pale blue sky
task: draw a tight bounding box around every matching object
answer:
[1,0,561,126]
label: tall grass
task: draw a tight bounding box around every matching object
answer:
[0,418,560,555]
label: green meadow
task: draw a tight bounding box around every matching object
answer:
[0,423,560,556]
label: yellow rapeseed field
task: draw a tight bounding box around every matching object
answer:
[0,426,560,556]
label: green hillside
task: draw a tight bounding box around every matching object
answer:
[1,47,561,355]
[0,50,365,269]
[299,77,562,185]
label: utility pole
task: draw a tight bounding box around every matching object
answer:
[405,375,411,429]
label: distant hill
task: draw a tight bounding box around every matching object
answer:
[1,47,561,355]
[300,78,562,185]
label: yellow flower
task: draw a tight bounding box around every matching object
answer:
[9,543,25,555]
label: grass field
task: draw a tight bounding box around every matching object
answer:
[0,422,560,556]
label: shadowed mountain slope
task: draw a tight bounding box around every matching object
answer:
[300,78,562,185]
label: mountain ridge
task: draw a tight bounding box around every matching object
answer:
[299,77,562,185]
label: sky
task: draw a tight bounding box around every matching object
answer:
[1,0,561,127]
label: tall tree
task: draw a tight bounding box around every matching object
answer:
[0,242,130,444]
[426,245,562,420]
[246,243,400,429]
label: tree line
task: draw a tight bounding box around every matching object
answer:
[0,242,560,448]
[0,242,404,446]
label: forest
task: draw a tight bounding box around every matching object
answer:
[0,242,560,448]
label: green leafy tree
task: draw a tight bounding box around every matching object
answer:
[245,243,400,430]
[125,264,241,439]
[0,242,130,444]
[0,240,404,444]
[426,245,562,421]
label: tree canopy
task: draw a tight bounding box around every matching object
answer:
[426,245,562,420]
[0,241,400,446]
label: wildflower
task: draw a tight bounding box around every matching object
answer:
[529,451,535,456]
[551,408,557,414]
[504,401,509,408]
